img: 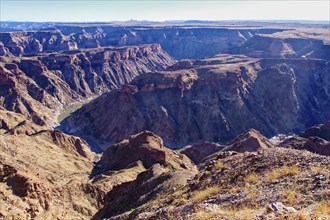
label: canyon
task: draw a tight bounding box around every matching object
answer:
[62,54,330,149]
[0,44,175,126]
[0,21,330,219]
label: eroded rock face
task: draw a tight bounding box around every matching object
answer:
[0,109,44,135]
[0,27,286,59]
[181,142,224,164]
[0,112,97,219]
[96,131,195,172]
[0,44,175,126]
[224,129,275,152]
[182,129,274,164]
[303,137,330,156]
[229,35,330,59]
[301,122,330,141]
[31,130,96,160]
[0,31,77,56]
[95,146,330,220]
[278,122,330,156]
[63,55,330,149]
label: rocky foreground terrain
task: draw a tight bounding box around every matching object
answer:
[1,107,330,219]
[0,21,330,219]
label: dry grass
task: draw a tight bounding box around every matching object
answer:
[192,210,214,220]
[191,205,257,220]
[283,190,298,205]
[221,206,257,220]
[191,186,220,202]
[287,211,309,220]
[214,160,226,170]
[171,189,189,206]
[245,186,258,200]
[172,197,188,206]
[265,165,300,182]
[311,166,328,175]
[244,172,258,184]
[314,200,330,218]
[243,172,259,200]
[229,186,241,194]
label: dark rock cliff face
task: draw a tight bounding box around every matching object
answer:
[229,35,330,59]
[62,55,330,149]
[0,44,175,125]
[0,27,286,59]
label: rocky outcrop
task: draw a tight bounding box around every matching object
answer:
[63,55,330,149]
[224,129,275,152]
[31,130,96,160]
[278,122,330,156]
[93,163,196,220]
[0,42,10,56]
[0,109,44,135]
[303,137,330,156]
[181,142,224,164]
[95,146,330,219]
[0,44,175,126]
[91,131,196,219]
[182,129,274,164]
[0,129,98,219]
[96,131,195,172]
[301,122,330,141]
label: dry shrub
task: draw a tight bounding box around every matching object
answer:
[265,165,300,182]
[191,186,219,202]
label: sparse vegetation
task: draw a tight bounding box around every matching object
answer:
[245,185,258,200]
[265,165,300,182]
[191,186,220,202]
[311,166,328,175]
[189,205,258,220]
[57,98,93,122]
[283,190,298,205]
[172,197,188,206]
[218,206,256,220]
[244,172,258,184]
[214,160,226,170]
[229,186,241,194]
[287,211,309,220]
[314,200,330,218]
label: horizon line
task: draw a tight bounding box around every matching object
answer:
[1,19,329,23]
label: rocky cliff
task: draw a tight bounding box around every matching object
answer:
[0,44,175,126]
[2,24,329,59]
[0,26,287,59]
[0,111,196,219]
[228,34,329,59]
[0,110,100,219]
[62,55,330,149]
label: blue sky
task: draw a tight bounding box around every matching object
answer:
[1,0,329,22]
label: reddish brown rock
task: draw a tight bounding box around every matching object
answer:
[0,44,175,126]
[98,130,195,172]
[31,130,96,160]
[63,55,330,149]
[225,129,275,152]
[301,122,330,141]
[303,137,330,156]
[181,142,224,164]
